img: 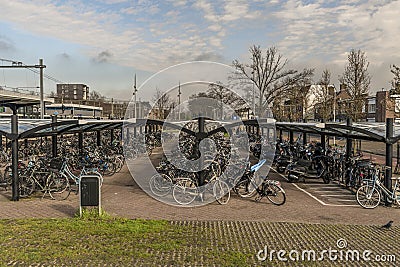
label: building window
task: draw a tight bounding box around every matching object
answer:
[395,99,400,112]
[368,104,376,113]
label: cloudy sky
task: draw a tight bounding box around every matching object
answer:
[0,0,399,102]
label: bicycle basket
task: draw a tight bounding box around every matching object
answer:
[49,158,63,172]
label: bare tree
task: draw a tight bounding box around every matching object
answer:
[274,81,312,122]
[294,74,314,121]
[90,90,105,101]
[152,88,175,119]
[187,92,216,118]
[390,64,400,95]
[339,49,371,121]
[48,91,56,98]
[232,45,314,116]
[207,82,246,118]
[187,82,246,119]
[313,69,335,122]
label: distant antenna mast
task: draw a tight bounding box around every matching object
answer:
[133,74,137,118]
[178,81,181,121]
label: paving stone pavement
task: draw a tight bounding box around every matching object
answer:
[1,165,400,225]
[165,220,399,267]
[1,165,400,266]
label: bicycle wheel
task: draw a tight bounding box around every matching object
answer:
[149,173,172,197]
[49,173,71,201]
[114,156,124,173]
[235,179,257,198]
[213,180,230,205]
[19,176,35,198]
[172,178,198,205]
[265,184,286,205]
[3,166,12,186]
[101,161,116,176]
[356,185,381,209]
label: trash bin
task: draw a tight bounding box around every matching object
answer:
[79,175,101,216]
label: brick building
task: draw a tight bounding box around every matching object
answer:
[56,84,89,101]
[368,91,400,123]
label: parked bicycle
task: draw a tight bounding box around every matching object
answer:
[356,165,400,209]
[234,159,286,205]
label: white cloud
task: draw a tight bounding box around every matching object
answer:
[222,0,249,22]
[168,0,187,7]
[100,0,128,4]
[193,0,219,22]
[270,0,400,91]
[2,0,398,96]
[0,0,228,72]
[208,24,223,32]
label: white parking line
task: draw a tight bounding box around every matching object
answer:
[272,168,360,207]
[308,186,345,189]
[320,194,354,197]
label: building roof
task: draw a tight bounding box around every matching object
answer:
[46,103,103,111]
[0,87,54,108]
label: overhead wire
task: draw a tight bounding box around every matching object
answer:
[0,57,128,102]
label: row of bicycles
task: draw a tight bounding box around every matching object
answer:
[0,130,125,200]
[1,126,287,206]
[274,138,368,188]
[147,131,286,206]
[273,137,400,209]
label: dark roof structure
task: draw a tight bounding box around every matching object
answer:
[0,119,124,139]
[0,117,399,144]
[275,121,400,144]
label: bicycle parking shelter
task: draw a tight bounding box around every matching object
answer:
[0,115,125,201]
[3,107,400,203]
[276,118,400,202]
[131,117,276,186]
[134,117,400,202]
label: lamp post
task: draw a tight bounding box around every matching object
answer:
[178,81,181,121]
[251,69,255,118]
[39,59,45,119]
[333,85,336,122]
[111,98,114,119]
[133,74,137,118]
[332,84,336,145]
[61,87,65,117]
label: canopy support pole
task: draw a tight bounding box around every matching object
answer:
[97,130,101,146]
[52,115,57,158]
[11,109,19,201]
[385,118,393,206]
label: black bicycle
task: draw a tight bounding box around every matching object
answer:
[234,159,286,205]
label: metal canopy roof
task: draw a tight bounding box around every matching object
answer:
[0,119,124,140]
[1,117,400,144]
[276,121,400,144]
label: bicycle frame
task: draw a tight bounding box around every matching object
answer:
[373,178,399,202]
[60,160,103,187]
[366,168,400,203]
